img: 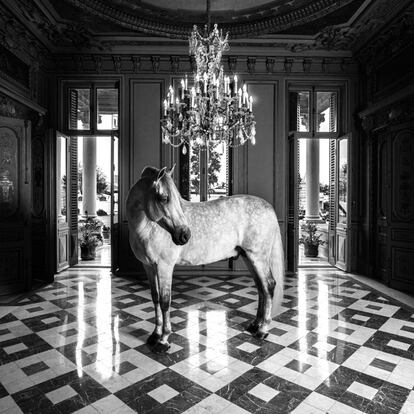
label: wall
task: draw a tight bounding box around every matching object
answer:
[51,52,357,275]
[357,9,414,292]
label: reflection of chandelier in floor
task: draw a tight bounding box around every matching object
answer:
[161,24,256,154]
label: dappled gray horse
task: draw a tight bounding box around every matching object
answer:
[126,165,284,352]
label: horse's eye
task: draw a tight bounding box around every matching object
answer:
[158,193,169,203]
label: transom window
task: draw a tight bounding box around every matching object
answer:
[289,87,339,136]
[64,83,119,134]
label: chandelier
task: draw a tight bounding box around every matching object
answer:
[161,24,256,154]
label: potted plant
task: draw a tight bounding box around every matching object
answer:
[79,219,101,260]
[299,221,326,257]
[102,225,110,239]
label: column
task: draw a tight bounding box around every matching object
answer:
[305,138,320,221]
[82,137,96,217]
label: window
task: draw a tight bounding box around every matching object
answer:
[189,142,230,202]
[97,88,118,130]
[65,83,119,134]
[289,88,339,136]
[69,88,90,130]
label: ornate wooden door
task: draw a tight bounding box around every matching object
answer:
[375,123,414,292]
[0,116,31,293]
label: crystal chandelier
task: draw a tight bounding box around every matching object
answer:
[161,24,256,154]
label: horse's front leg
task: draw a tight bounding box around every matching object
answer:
[152,262,174,353]
[143,264,162,346]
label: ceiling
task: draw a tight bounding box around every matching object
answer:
[49,0,366,38]
[2,0,409,57]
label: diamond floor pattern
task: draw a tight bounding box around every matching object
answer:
[0,268,413,413]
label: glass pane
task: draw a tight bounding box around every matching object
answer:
[208,142,229,201]
[189,143,200,202]
[97,89,119,130]
[57,135,67,223]
[69,88,90,130]
[338,138,347,223]
[316,91,337,132]
[289,91,310,132]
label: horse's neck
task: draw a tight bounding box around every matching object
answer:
[129,203,156,239]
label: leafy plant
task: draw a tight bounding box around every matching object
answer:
[79,219,101,248]
[298,221,326,247]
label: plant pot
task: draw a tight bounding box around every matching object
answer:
[80,245,97,260]
[304,243,319,258]
[102,230,110,240]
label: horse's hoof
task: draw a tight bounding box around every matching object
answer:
[152,342,170,354]
[246,321,259,334]
[254,330,269,340]
[147,333,161,347]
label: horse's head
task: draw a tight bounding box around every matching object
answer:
[141,165,191,246]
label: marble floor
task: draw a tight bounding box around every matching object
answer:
[0,268,414,413]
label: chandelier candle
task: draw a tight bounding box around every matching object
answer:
[161,24,256,151]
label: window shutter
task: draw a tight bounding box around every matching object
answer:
[329,138,337,231]
[69,137,78,266]
[69,89,78,130]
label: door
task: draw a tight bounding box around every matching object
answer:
[287,134,299,273]
[334,135,350,271]
[374,124,414,292]
[68,136,78,266]
[56,132,69,272]
[0,117,31,293]
[111,131,119,273]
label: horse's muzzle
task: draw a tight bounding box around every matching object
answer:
[172,226,191,245]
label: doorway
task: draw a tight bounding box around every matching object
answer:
[297,138,330,267]
[287,134,349,272]
[76,135,118,267]
[55,132,119,272]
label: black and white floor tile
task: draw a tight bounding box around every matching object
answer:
[1,268,414,413]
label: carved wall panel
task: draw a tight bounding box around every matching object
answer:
[392,247,414,283]
[0,248,22,284]
[392,130,414,222]
[0,126,19,217]
[32,137,44,216]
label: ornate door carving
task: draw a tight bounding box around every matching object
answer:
[0,116,31,293]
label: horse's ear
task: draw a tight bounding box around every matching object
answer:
[168,163,176,176]
[156,166,167,183]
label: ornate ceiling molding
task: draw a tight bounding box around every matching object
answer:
[0,4,50,64]
[64,0,358,39]
[5,0,108,52]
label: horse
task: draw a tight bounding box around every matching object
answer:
[126,165,284,353]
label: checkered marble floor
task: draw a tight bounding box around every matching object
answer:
[1,268,414,414]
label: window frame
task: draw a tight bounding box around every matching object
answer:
[288,85,342,139]
[61,81,119,136]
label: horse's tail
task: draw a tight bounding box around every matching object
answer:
[270,225,285,318]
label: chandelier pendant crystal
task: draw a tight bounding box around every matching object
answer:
[161,24,256,153]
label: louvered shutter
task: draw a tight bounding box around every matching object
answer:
[69,89,78,130]
[68,137,78,266]
[328,138,336,264]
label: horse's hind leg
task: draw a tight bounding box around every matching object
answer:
[243,252,275,339]
[144,264,162,346]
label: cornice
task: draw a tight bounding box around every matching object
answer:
[50,54,358,76]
